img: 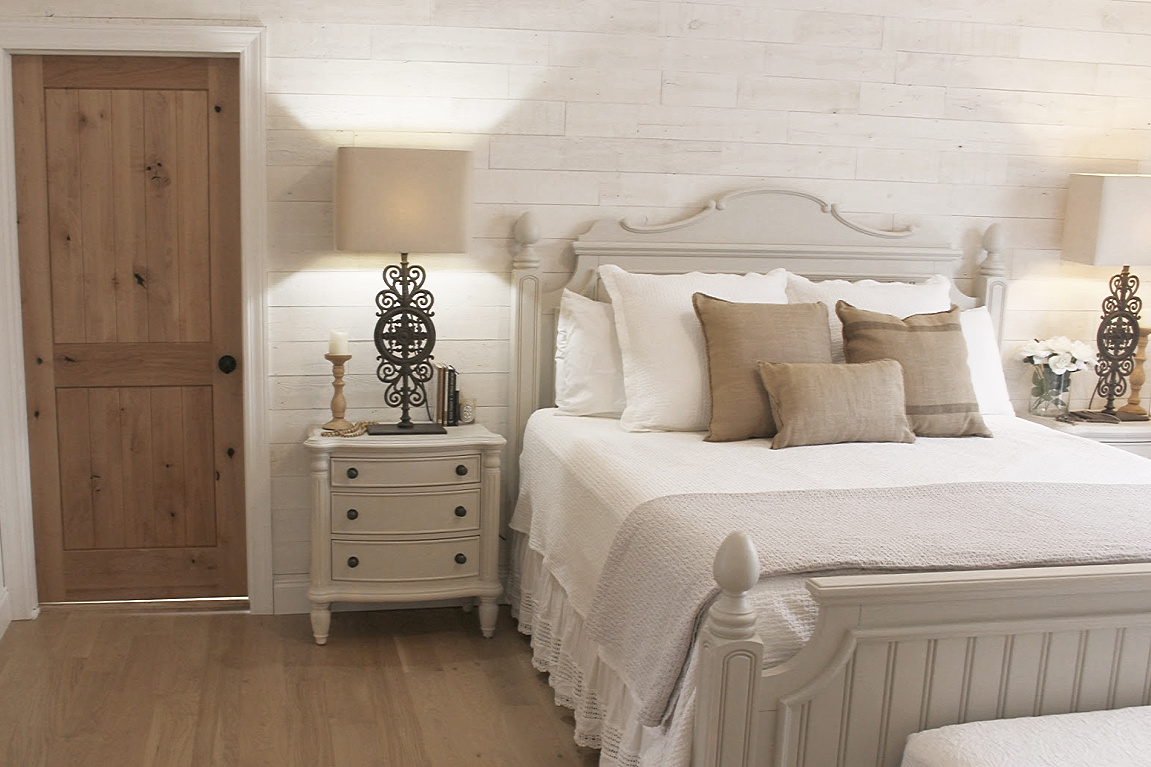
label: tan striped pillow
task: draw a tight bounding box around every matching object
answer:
[693,294,832,442]
[837,302,992,438]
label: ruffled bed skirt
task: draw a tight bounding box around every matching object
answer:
[510,532,696,767]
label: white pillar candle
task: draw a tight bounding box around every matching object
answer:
[328,330,349,356]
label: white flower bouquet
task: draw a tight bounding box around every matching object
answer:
[1019,336,1097,374]
[1018,336,1097,416]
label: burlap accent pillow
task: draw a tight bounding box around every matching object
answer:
[693,295,832,442]
[756,360,916,449]
[836,302,992,438]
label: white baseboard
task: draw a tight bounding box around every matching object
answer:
[0,587,13,643]
[273,574,312,615]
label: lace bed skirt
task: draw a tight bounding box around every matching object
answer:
[509,532,696,767]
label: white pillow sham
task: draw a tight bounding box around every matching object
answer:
[554,289,626,417]
[960,306,1015,416]
[786,273,953,362]
[599,264,789,432]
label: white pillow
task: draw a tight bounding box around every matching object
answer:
[599,264,789,432]
[785,273,954,362]
[554,289,626,417]
[960,306,1015,416]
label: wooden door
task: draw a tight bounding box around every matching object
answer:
[13,55,246,602]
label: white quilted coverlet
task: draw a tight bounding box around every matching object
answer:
[900,706,1151,767]
[512,409,1151,623]
[594,482,1151,727]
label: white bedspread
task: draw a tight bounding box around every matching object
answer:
[900,706,1151,767]
[512,409,1151,623]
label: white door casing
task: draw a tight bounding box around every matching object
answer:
[0,22,271,617]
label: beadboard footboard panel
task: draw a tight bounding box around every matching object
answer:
[753,565,1151,767]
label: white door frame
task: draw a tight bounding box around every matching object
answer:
[0,22,272,618]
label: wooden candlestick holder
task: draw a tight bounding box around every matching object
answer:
[323,353,353,431]
[1118,327,1151,420]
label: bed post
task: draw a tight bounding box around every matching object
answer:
[694,531,764,767]
[507,212,542,531]
[976,223,1009,344]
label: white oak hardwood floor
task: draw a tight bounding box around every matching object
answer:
[0,604,598,767]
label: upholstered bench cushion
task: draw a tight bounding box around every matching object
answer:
[901,706,1151,767]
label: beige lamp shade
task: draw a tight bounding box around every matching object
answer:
[1062,173,1151,266]
[334,147,471,254]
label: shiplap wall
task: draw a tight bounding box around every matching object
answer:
[3,0,1150,612]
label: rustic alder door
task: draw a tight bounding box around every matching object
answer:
[13,55,246,602]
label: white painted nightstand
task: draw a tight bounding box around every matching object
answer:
[1021,414,1151,459]
[304,424,506,644]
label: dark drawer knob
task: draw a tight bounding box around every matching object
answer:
[454,553,467,565]
[454,505,467,517]
[455,464,468,476]
[346,467,358,479]
[347,556,359,568]
[346,509,358,520]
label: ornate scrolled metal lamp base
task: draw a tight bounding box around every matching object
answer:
[365,252,447,436]
[1073,265,1150,423]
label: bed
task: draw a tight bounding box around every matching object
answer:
[504,188,1151,767]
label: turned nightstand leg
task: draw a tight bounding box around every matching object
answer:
[310,603,331,645]
[478,597,498,638]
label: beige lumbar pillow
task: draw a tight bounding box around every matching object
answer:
[836,301,992,438]
[756,360,916,449]
[693,294,832,442]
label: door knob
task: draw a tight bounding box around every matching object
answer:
[218,355,237,374]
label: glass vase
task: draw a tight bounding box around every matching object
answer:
[1029,364,1072,417]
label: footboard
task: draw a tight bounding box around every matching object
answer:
[695,532,1151,767]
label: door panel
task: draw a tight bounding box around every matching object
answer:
[15,54,245,602]
[55,386,219,552]
[44,87,213,344]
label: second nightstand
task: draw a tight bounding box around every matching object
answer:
[1021,414,1151,459]
[304,424,506,644]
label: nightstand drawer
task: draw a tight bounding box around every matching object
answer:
[331,538,480,582]
[331,455,480,488]
[331,489,480,535]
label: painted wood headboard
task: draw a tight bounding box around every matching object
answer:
[505,188,1008,513]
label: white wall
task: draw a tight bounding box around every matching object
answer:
[3,0,1150,612]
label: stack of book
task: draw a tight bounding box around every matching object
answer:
[431,363,460,426]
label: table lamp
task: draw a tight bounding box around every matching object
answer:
[334,146,472,435]
[1062,173,1151,421]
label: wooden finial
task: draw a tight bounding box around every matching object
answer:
[707,531,760,641]
[981,223,1007,277]
[513,211,541,269]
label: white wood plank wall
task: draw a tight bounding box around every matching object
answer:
[3,0,1150,611]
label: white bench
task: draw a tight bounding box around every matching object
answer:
[901,706,1151,767]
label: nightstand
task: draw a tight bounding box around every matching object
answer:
[1021,414,1151,459]
[304,424,506,644]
